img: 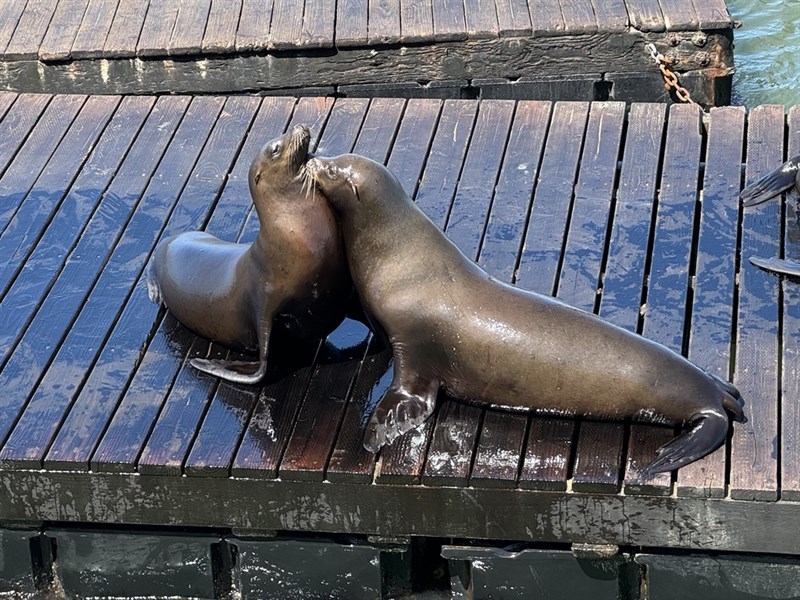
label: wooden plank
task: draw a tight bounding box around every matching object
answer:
[624,0,665,32]
[4,0,59,59]
[269,0,304,49]
[202,0,242,53]
[0,0,28,54]
[0,96,177,463]
[169,0,212,55]
[518,417,574,489]
[70,0,117,59]
[368,0,401,44]
[104,0,149,57]
[38,0,90,61]
[590,0,628,32]
[468,101,551,489]
[480,100,552,292]
[236,0,274,51]
[0,97,224,470]
[335,0,368,45]
[89,97,298,474]
[421,100,516,488]
[657,0,698,30]
[559,0,597,34]
[0,95,86,238]
[496,0,532,37]
[782,106,800,501]
[677,106,744,498]
[137,0,180,57]
[623,103,702,496]
[463,0,499,39]
[0,94,49,211]
[45,97,260,473]
[693,0,731,29]
[302,0,335,48]
[527,0,565,35]
[729,104,783,501]
[0,95,119,302]
[400,0,433,43]
[432,0,467,42]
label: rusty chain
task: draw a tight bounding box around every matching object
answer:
[645,42,696,105]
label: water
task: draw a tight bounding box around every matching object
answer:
[727,0,800,107]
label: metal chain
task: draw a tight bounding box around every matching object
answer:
[645,42,696,104]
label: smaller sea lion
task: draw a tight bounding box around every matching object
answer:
[307,153,745,473]
[146,125,351,384]
[742,155,800,277]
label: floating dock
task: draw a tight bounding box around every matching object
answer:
[0,0,734,104]
[0,92,798,597]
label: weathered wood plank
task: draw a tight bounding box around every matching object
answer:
[38,0,89,61]
[0,97,223,470]
[496,0,532,37]
[624,103,702,496]
[202,0,242,53]
[89,98,297,474]
[693,0,731,29]
[103,0,149,57]
[0,95,86,237]
[470,411,526,488]
[46,97,260,473]
[559,0,597,34]
[518,418,574,490]
[590,0,628,32]
[678,105,744,498]
[0,96,181,467]
[369,0,401,44]
[302,0,335,48]
[622,0,664,32]
[729,104,783,501]
[0,95,119,304]
[657,0,698,30]
[432,0,467,42]
[236,0,274,51]
[527,0,565,35]
[4,0,58,59]
[0,0,28,54]
[269,0,304,49]
[71,0,117,59]
[421,100,515,488]
[169,0,212,55]
[335,0,368,46]
[137,0,180,57]
[463,0,499,39]
[782,105,800,501]
[400,0,433,43]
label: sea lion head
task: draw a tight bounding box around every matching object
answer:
[249,124,311,197]
[306,154,399,215]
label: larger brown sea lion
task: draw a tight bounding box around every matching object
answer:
[306,153,745,473]
[146,125,351,384]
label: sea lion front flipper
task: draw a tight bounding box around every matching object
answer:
[363,373,440,453]
[189,357,267,384]
[740,155,800,207]
[643,410,730,474]
[750,256,800,278]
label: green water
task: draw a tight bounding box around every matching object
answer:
[727,0,800,107]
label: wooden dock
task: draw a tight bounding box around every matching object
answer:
[0,0,734,104]
[1,92,797,598]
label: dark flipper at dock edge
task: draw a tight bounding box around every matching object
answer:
[644,411,731,474]
[750,256,800,278]
[740,154,800,206]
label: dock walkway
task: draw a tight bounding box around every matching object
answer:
[0,93,797,598]
[0,0,734,104]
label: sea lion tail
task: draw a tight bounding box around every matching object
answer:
[740,156,800,206]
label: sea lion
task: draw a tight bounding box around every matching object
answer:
[741,155,800,277]
[146,125,351,384]
[306,153,745,473]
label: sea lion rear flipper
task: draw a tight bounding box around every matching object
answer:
[643,410,730,474]
[363,374,439,453]
[750,256,800,278]
[740,156,800,207]
[190,357,267,384]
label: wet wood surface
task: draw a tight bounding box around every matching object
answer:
[0,93,792,553]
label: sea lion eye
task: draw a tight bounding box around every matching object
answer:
[254,172,261,184]
[270,142,282,156]
[326,164,338,179]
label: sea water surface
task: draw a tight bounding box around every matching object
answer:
[727,0,800,107]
